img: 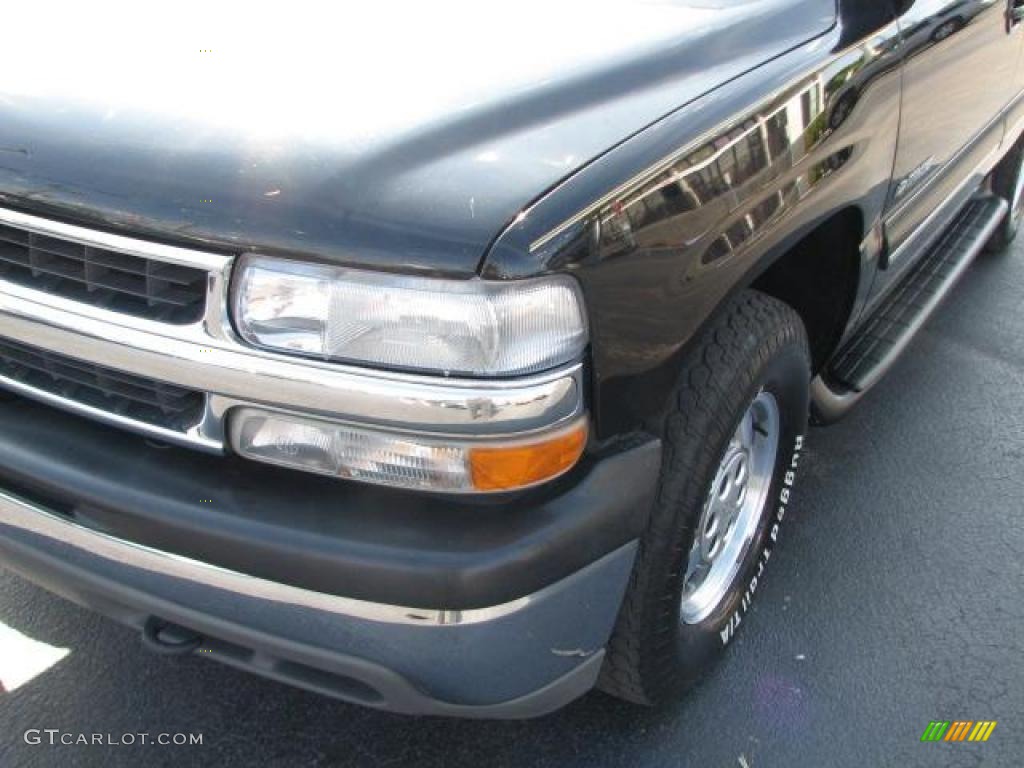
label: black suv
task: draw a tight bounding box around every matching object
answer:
[1,0,1022,716]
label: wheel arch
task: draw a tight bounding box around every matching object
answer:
[583,203,872,443]
[750,206,866,375]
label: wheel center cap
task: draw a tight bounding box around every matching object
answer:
[699,448,750,562]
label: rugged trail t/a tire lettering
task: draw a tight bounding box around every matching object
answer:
[599,290,811,705]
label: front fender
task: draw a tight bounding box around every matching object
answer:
[482,22,902,440]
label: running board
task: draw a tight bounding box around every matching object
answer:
[813,195,1007,421]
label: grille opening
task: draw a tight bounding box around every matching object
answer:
[0,223,207,324]
[200,635,252,663]
[0,337,204,432]
[135,618,385,705]
[272,659,385,704]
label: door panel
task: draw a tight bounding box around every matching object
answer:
[879,0,1019,294]
[1006,0,1024,141]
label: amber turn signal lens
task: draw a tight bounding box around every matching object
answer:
[469,421,588,492]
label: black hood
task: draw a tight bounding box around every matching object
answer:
[0,1,835,275]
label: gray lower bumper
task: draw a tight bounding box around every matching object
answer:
[0,490,637,718]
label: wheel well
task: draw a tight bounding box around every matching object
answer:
[751,209,863,374]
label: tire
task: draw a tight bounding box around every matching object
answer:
[599,290,810,705]
[986,138,1024,254]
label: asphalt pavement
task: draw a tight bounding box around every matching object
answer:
[1,237,1023,768]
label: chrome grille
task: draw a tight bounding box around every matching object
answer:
[0,222,207,324]
[0,336,204,432]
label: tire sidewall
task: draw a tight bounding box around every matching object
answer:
[670,340,809,681]
[988,142,1024,252]
[1002,145,1024,239]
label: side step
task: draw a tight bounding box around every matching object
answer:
[814,195,1007,419]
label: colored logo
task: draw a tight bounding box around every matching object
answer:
[921,721,997,742]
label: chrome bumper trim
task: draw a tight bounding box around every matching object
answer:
[0,489,545,625]
[0,207,583,452]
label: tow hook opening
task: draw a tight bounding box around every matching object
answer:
[141,617,203,656]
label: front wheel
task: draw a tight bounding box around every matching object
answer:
[599,290,810,704]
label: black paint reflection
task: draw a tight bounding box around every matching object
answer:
[883,0,1015,262]
[593,38,897,270]
[899,0,998,52]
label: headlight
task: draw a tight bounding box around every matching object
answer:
[232,255,588,376]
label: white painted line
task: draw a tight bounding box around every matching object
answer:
[0,622,69,692]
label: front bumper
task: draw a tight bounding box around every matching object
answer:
[0,399,660,716]
[0,489,637,717]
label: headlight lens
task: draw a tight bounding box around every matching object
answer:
[232,255,588,376]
